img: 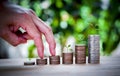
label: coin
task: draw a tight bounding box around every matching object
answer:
[75,60,86,64]
[75,44,86,51]
[75,56,86,64]
[49,56,60,65]
[88,53,100,61]
[88,60,100,64]
[75,57,86,60]
[75,50,86,55]
[24,61,35,65]
[36,58,47,65]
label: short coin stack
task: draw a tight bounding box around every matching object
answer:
[75,44,86,64]
[88,35,100,64]
[36,58,47,65]
[62,53,73,64]
[49,56,60,65]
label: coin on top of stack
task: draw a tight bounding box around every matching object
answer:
[75,44,86,50]
[49,55,60,65]
[75,44,86,64]
[88,35,100,64]
[36,58,47,65]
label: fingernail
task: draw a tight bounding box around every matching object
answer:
[40,56,43,59]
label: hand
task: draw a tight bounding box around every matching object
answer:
[0,2,56,59]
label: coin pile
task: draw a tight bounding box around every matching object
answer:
[49,56,60,65]
[36,58,47,65]
[62,53,73,64]
[88,35,100,64]
[75,44,86,64]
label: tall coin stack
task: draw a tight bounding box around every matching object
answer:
[88,35,100,64]
[75,44,86,64]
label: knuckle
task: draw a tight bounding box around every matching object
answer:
[47,27,52,33]
[12,39,21,46]
[20,12,30,19]
[53,41,56,47]
[20,11,28,15]
[12,42,19,46]
[51,42,56,49]
[29,9,36,15]
[54,41,56,46]
[34,34,41,40]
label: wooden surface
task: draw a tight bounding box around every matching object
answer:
[0,56,120,76]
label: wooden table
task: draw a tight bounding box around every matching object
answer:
[0,56,120,76]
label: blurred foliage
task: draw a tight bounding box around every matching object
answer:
[11,0,120,56]
[28,44,36,58]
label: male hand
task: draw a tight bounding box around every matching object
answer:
[0,2,56,59]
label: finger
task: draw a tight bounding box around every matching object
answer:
[22,19,44,59]
[13,13,44,59]
[33,33,44,59]
[32,17,56,56]
[29,11,56,55]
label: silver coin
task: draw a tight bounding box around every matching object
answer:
[88,60,100,64]
[88,53,100,61]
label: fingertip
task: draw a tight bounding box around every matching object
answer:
[33,36,44,59]
[37,47,44,59]
[48,39,56,56]
[52,51,56,56]
[50,46,56,56]
[38,52,44,59]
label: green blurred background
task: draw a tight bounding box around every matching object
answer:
[11,0,120,57]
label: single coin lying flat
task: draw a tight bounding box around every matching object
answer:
[24,61,35,65]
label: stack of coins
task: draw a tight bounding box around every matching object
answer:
[49,56,60,65]
[62,53,73,64]
[36,58,47,65]
[88,35,100,64]
[75,44,86,64]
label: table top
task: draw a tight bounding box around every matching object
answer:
[0,56,120,76]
